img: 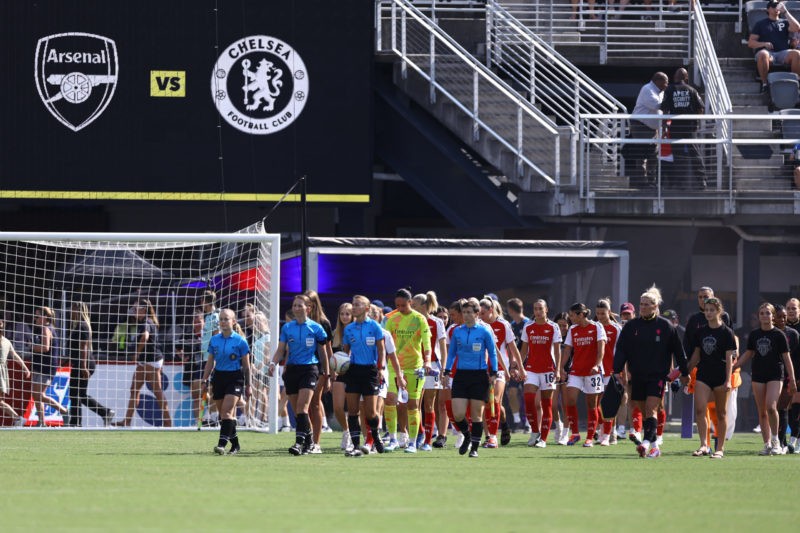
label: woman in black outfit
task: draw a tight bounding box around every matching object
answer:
[66,301,114,427]
[735,302,797,455]
[113,299,172,427]
[687,297,736,459]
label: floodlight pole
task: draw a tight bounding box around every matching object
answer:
[300,176,308,292]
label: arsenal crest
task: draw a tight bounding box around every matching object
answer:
[212,35,309,135]
[35,32,119,132]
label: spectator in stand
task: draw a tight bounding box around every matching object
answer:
[625,71,668,188]
[748,1,800,94]
[570,0,598,21]
[660,68,706,189]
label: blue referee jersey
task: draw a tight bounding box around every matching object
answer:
[280,319,328,365]
[343,317,383,366]
[446,323,497,373]
[208,332,250,371]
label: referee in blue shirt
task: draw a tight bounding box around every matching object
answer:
[269,295,330,455]
[201,309,251,455]
[341,295,405,457]
[444,298,498,457]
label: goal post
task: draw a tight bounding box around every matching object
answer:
[0,226,281,433]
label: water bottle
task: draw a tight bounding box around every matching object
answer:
[399,388,409,404]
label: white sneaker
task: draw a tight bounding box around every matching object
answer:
[13,417,25,427]
[770,445,786,456]
[322,425,333,433]
[629,431,642,443]
[655,436,664,447]
[753,425,761,433]
[455,433,465,449]
[616,425,626,439]
[341,432,352,450]
[759,443,772,456]
[309,444,323,454]
[557,429,569,446]
[279,425,293,432]
[527,432,541,447]
[237,413,247,426]
[599,433,611,446]
[533,439,547,448]
[398,433,409,448]
[404,443,417,454]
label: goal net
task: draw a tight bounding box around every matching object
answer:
[0,223,280,432]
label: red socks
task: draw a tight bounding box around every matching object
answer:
[566,404,580,435]
[524,392,539,433]
[540,397,553,441]
[487,402,500,436]
[632,407,643,433]
[657,409,666,437]
[602,419,613,435]
[587,405,598,440]
[424,412,436,444]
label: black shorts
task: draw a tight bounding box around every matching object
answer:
[752,366,784,384]
[211,370,245,400]
[182,359,204,388]
[696,366,726,389]
[629,377,666,402]
[344,364,380,396]
[452,370,490,402]
[283,364,319,395]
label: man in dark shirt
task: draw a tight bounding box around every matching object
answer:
[748,1,800,93]
[660,68,706,189]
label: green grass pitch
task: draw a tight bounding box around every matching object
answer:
[0,431,796,532]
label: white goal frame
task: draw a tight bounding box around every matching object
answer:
[0,231,281,433]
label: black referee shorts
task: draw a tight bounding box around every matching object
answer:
[629,377,666,402]
[283,364,319,395]
[452,369,490,402]
[344,364,380,396]
[211,369,245,400]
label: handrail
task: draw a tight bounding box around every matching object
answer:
[486,0,626,163]
[692,2,733,162]
[497,1,692,64]
[376,0,565,186]
[578,113,800,214]
[487,0,627,118]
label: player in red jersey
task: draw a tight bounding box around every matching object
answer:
[595,299,622,446]
[411,292,448,451]
[520,299,562,448]
[562,303,607,447]
[479,298,525,448]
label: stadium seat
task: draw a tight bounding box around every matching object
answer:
[745,1,768,34]
[779,108,800,141]
[768,73,800,109]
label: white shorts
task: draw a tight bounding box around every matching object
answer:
[139,359,164,370]
[524,371,557,391]
[567,373,605,395]
[423,361,442,390]
[602,375,611,387]
[378,368,389,399]
[494,370,506,383]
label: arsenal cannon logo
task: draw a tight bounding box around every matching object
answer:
[212,35,309,135]
[34,32,119,132]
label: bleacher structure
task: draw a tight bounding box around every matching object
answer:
[376,0,800,220]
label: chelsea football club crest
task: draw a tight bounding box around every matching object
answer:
[211,35,309,135]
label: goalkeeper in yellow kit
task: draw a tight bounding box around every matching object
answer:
[384,289,432,453]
